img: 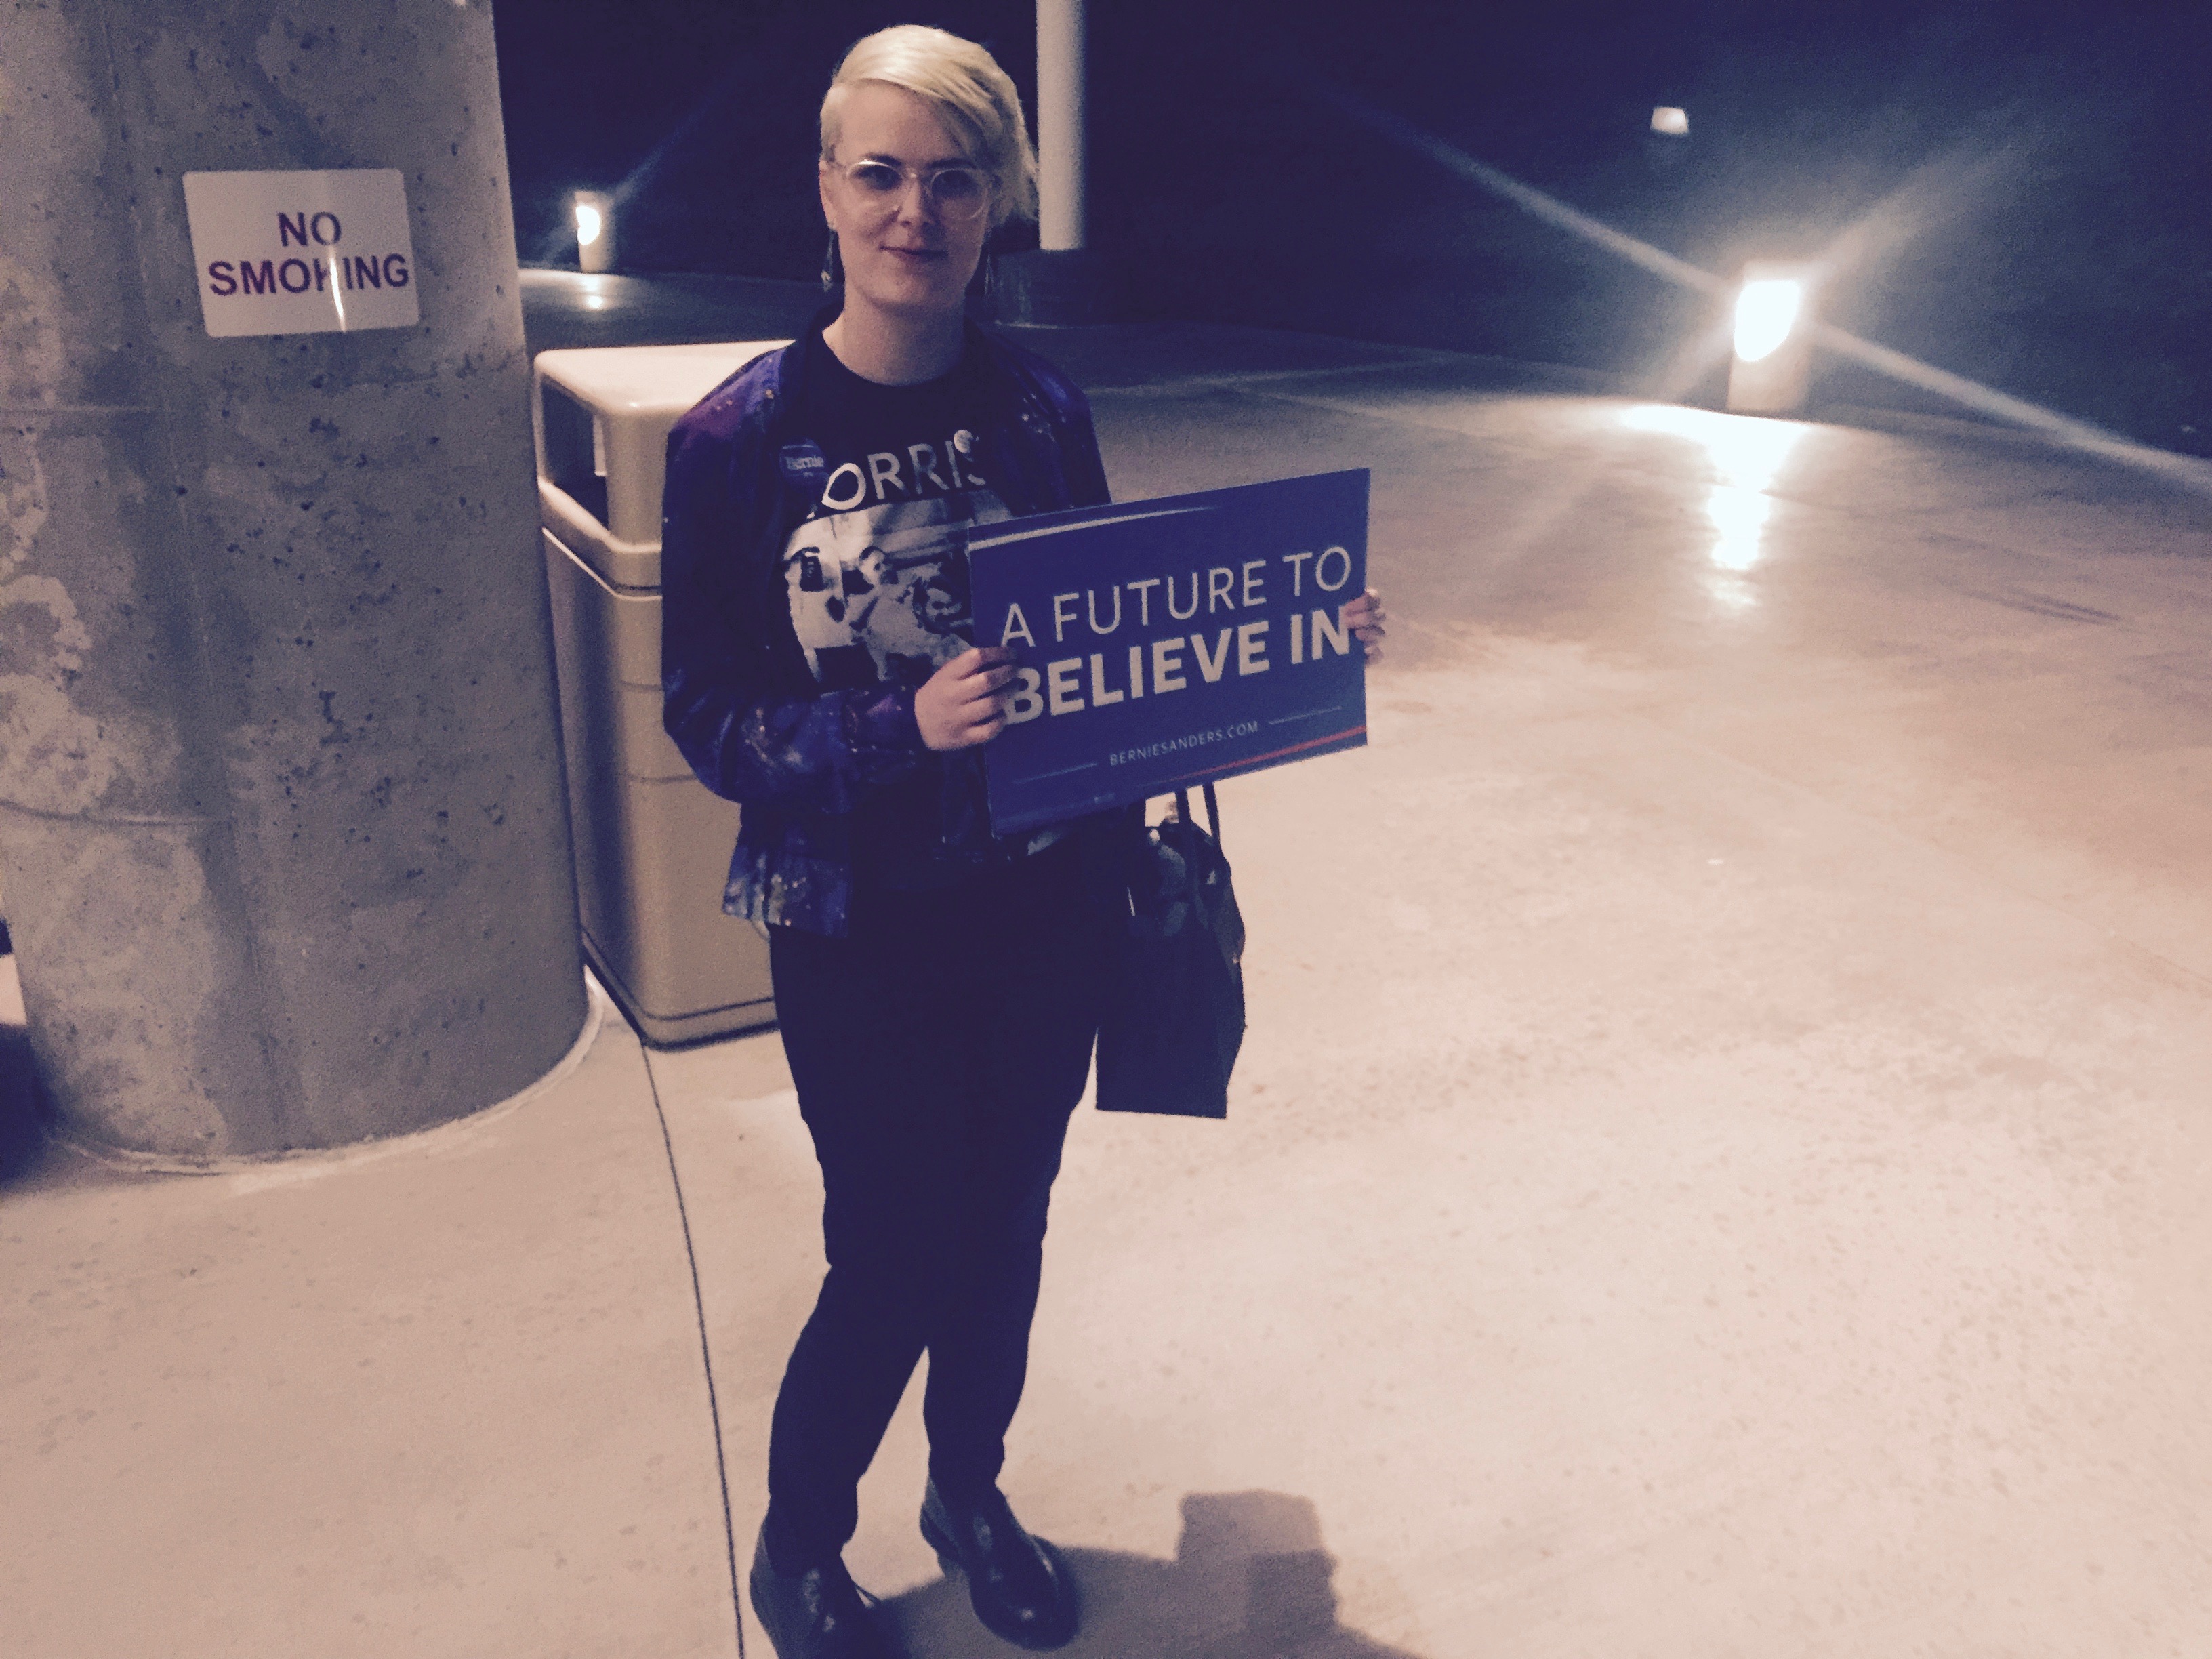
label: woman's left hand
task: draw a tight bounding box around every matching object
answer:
[1345,588,1388,665]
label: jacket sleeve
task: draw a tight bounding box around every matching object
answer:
[660,411,928,813]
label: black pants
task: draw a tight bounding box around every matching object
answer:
[761,840,1107,1568]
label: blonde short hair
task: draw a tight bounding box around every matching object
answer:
[820,25,1038,229]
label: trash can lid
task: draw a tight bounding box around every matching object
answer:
[535,342,790,586]
[534,342,786,417]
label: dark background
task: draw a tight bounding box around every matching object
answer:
[495,0,2211,453]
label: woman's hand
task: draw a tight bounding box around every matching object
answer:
[1345,588,1388,665]
[916,646,1017,751]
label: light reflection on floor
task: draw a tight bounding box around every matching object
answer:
[1618,404,1814,611]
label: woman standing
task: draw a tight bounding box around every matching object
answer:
[661,27,1380,1659]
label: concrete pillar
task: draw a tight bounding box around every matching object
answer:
[0,0,586,1161]
[1036,0,1086,253]
[573,189,615,275]
[1000,0,1110,325]
[1726,260,1816,416]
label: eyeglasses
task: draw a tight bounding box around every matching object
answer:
[827,157,996,222]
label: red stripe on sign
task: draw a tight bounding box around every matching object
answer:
[1151,724,1366,792]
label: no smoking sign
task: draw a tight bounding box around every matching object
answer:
[182,169,420,338]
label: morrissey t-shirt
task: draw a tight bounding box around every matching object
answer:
[781,335,1027,888]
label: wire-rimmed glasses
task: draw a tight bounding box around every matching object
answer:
[826,157,996,222]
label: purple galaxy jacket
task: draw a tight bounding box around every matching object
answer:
[660,307,1113,938]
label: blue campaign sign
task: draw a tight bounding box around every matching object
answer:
[968,469,1369,835]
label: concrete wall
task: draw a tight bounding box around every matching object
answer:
[0,0,586,1160]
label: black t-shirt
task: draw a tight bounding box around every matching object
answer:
[781,333,1017,888]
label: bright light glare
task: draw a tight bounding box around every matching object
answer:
[1650,106,1689,136]
[574,203,604,247]
[1734,278,1803,363]
[1316,80,2212,499]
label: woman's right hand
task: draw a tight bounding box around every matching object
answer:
[916,646,1017,751]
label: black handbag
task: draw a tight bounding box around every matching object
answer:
[1094,784,1246,1119]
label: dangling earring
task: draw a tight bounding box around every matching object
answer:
[820,232,842,292]
[966,247,998,308]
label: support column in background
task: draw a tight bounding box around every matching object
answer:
[1037,0,1086,254]
[0,0,586,1161]
[1000,0,1112,326]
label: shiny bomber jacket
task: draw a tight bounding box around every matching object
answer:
[659,308,1114,938]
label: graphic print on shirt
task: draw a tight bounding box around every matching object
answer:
[781,428,1010,692]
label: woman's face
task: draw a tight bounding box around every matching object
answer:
[819,83,992,325]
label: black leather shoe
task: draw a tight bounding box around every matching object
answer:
[919,1479,1079,1651]
[747,1528,896,1659]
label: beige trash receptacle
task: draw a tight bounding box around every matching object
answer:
[533,341,790,1046]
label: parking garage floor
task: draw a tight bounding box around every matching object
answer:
[7,273,2212,1658]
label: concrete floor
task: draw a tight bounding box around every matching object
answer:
[7,276,2212,1657]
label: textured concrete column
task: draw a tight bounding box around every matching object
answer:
[1036,0,1086,253]
[1002,0,1109,325]
[0,1,586,1160]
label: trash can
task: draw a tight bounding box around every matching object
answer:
[533,342,791,1046]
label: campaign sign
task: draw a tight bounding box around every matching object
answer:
[968,469,1368,835]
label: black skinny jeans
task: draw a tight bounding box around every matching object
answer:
[761,839,1107,1569]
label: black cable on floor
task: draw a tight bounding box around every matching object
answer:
[640,1046,747,1659]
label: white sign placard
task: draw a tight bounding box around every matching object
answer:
[182,169,420,338]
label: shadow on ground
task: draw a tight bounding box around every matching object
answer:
[882,1490,1422,1659]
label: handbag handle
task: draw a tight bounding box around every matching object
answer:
[1169,783,1224,849]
